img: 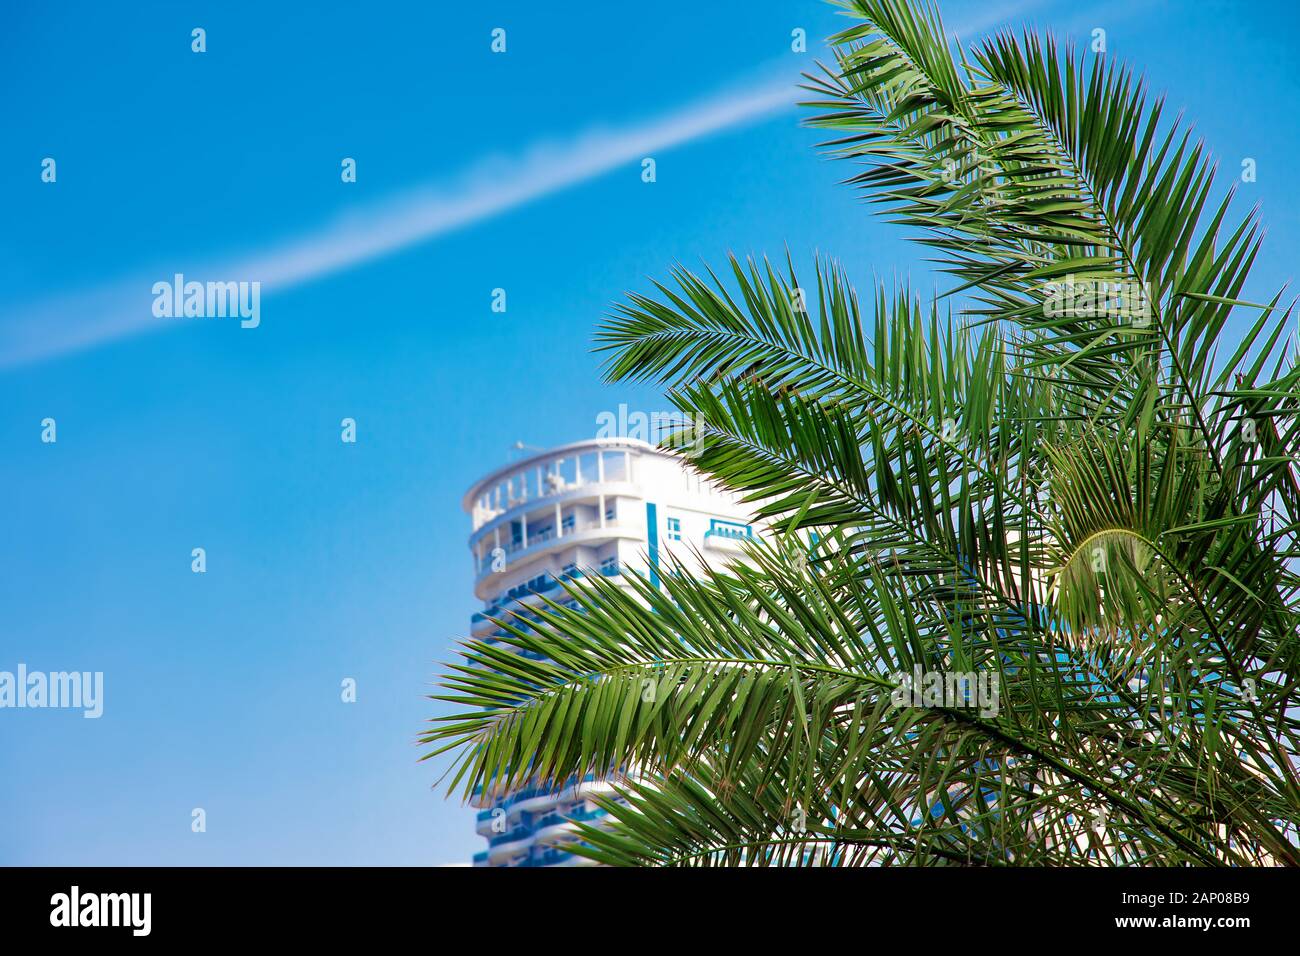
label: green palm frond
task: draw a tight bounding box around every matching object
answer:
[424,0,1300,866]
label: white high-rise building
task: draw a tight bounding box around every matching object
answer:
[463,436,764,867]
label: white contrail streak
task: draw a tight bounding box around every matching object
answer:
[0,73,798,368]
[2,1,1039,369]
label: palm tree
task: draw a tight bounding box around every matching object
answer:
[422,0,1300,865]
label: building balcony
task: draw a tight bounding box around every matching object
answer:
[471,480,640,543]
[465,441,648,532]
[558,778,619,804]
[532,820,578,845]
[488,825,532,847]
[703,517,755,552]
[487,827,535,864]
[508,790,562,816]
[471,562,622,637]
[532,806,609,846]
[474,519,628,577]
[475,808,503,836]
[534,846,579,867]
[472,531,637,600]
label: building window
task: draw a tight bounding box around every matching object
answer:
[706,517,752,540]
[666,517,682,541]
[600,555,618,576]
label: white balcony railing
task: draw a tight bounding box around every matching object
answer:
[475,519,624,576]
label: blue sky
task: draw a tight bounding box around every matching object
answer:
[1,0,1297,865]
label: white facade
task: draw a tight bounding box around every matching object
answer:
[463,437,763,867]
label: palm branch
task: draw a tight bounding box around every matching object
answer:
[422,0,1300,866]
